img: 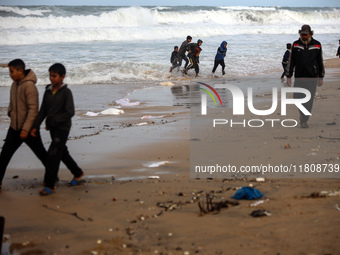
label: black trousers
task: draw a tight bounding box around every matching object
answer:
[44,128,83,189]
[187,57,199,74]
[293,78,318,124]
[281,63,287,79]
[178,54,189,69]
[0,127,47,185]
[212,59,225,73]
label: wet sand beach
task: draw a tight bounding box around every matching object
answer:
[0,59,340,255]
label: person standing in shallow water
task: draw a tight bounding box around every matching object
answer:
[183,39,203,77]
[212,41,228,75]
[178,35,192,70]
[286,24,325,129]
[170,46,180,72]
[281,43,291,80]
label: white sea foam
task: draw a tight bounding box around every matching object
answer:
[0,6,339,85]
[0,6,51,16]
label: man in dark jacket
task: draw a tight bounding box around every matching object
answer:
[286,24,325,128]
[336,39,340,57]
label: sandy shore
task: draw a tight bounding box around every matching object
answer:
[1,59,340,255]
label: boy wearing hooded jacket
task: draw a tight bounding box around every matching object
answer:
[31,63,84,195]
[0,59,47,191]
[212,41,227,75]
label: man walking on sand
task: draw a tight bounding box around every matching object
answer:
[286,24,325,128]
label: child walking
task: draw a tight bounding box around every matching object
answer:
[31,63,84,195]
[212,41,227,75]
[0,59,47,191]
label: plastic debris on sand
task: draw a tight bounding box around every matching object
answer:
[116,98,140,106]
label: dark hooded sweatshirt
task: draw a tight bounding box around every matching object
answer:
[215,41,227,61]
[34,84,74,131]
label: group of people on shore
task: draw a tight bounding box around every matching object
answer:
[170,25,327,129]
[0,59,84,195]
[170,35,227,77]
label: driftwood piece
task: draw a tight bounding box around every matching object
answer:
[198,194,239,216]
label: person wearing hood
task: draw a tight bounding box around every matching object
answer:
[286,24,325,129]
[0,59,47,191]
[212,41,227,75]
[31,63,84,195]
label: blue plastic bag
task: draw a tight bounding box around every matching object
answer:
[232,187,263,200]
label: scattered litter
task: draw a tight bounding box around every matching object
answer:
[307,152,317,156]
[116,98,140,106]
[198,193,239,216]
[250,209,271,217]
[319,190,340,197]
[256,177,265,182]
[148,176,160,179]
[136,122,149,126]
[145,161,170,168]
[100,108,124,115]
[284,144,291,149]
[307,190,340,198]
[250,199,268,207]
[84,111,99,116]
[335,204,340,211]
[84,108,124,116]
[160,81,174,86]
[232,187,263,200]
[141,115,165,120]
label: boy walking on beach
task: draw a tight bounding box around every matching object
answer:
[286,24,325,128]
[170,46,180,72]
[31,63,84,195]
[0,59,47,191]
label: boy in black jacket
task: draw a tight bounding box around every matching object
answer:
[31,63,84,195]
[170,46,180,72]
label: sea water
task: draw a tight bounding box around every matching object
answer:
[0,5,339,88]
